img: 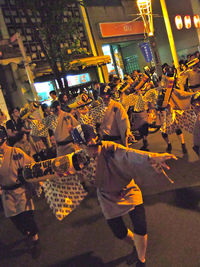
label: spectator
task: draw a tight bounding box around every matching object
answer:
[58,93,71,113]
[49,90,58,102]
[6,107,26,146]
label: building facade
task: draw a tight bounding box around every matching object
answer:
[85,0,200,78]
[0,0,200,109]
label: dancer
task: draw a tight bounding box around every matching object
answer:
[0,126,40,257]
[71,124,177,267]
[99,84,133,147]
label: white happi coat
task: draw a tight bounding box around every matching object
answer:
[0,146,35,217]
[54,110,79,156]
[96,141,159,219]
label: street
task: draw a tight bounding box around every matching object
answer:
[1,129,200,267]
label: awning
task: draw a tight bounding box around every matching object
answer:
[69,55,111,69]
[0,57,23,65]
[34,55,111,78]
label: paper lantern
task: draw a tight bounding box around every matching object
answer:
[175,15,183,30]
[193,15,200,28]
[184,15,191,29]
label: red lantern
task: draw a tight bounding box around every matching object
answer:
[175,15,183,30]
[184,15,191,29]
[193,15,200,28]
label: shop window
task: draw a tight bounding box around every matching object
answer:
[26,28,31,34]
[11,10,17,16]
[16,28,22,34]
[9,28,15,35]
[32,53,37,59]
[9,0,15,5]
[15,17,20,23]
[27,35,32,41]
[124,55,140,74]
[21,18,27,23]
[31,45,37,52]
[5,17,11,23]
[4,9,10,16]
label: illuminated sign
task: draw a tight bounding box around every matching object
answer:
[99,21,145,38]
[34,81,54,102]
[66,73,91,87]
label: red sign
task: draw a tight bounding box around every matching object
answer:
[99,21,145,38]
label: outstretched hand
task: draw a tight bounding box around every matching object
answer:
[148,153,178,183]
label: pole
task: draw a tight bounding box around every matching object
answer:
[79,5,105,83]
[160,0,180,75]
[13,33,51,147]
[15,32,40,102]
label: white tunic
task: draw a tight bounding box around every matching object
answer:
[0,146,35,217]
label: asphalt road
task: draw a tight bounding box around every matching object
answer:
[1,130,200,267]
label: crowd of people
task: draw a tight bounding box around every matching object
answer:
[0,50,200,266]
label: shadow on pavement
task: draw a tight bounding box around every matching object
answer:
[0,238,30,259]
[71,212,103,228]
[144,186,200,212]
[47,251,133,267]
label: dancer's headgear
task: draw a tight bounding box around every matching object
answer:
[71,124,97,145]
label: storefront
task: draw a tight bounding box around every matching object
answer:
[33,55,111,104]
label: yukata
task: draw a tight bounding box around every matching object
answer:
[0,146,34,218]
[100,99,131,146]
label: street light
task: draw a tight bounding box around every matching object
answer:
[137,0,162,76]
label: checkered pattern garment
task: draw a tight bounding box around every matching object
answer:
[79,103,107,132]
[30,115,58,137]
[160,108,197,134]
[42,174,88,221]
[120,88,158,112]
[42,156,97,220]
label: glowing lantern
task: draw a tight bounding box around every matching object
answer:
[137,0,154,36]
[193,15,200,28]
[184,15,191,29]
[175,15,183,30]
